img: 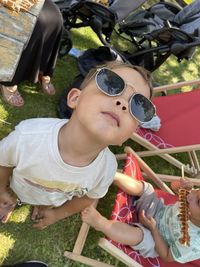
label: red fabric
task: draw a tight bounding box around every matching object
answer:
[137,88,200,148]
[108,154,200,267]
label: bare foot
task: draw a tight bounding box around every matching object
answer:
[31,205,47,220]
[81,206,106,231]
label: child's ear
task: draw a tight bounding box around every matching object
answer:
[67,88,81,109]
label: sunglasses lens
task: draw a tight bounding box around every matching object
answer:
[96,69,125,95]
[130,94,155,123]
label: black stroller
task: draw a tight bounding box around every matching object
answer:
[55,0,200,72]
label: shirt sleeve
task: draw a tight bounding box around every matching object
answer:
[86,151,117,199]
[0,127,21,167]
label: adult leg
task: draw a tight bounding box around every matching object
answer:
[81,205,143,246]
[2,0,63,85]
[36,0,63,95]
[0,0,63,103]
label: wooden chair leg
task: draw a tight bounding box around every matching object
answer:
[98,238,143,267]
[64,200,115,267]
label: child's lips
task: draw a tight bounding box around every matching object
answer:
[102,112,120,126]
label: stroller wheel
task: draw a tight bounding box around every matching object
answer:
[3,260,48,267]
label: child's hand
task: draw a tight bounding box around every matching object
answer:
[0,189,17,222]
[0,189,16,207]
[171,178,193,193]
[139,210,157,232]
[180,177,193,190]
[32,206,58,230]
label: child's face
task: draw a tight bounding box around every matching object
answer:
[187,189,200,226]
[69,67,151,146]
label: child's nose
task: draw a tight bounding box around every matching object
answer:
[115,99,127,111]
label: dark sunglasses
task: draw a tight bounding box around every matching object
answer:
[93,68,156,124]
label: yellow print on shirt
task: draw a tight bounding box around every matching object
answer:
[24,178,88,197]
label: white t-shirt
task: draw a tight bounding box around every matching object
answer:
[157,203,200,263]
[0,118,117,206]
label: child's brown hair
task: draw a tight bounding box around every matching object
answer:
[80,61,153,98]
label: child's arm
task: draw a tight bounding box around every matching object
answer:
[32,195,96,229]
[139,210,175,262]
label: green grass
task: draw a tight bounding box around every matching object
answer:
[1,18,200,267]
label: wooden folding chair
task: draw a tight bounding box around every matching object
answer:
[116,79,200,177]
[64,146,200,267]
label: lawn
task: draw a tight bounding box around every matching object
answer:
[1,5,200,267]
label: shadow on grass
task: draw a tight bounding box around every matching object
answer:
[0,205,83,267]
[0,190,125,267]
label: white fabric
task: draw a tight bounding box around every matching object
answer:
[141,115,161,132]
[157,203,200,263]
[131,223,159,258]
[0,118,117,206]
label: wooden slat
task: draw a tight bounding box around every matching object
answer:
[98,238,143,267]
[125,146,174,194]
[64,251,115,267]
[131,133,195,175]
[142,172,200,186]
[73,200,98,254]
[136,145,200,157]
[153,79,200,93]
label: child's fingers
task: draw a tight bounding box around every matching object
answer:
[139,210,147,221]
[148,216,155,223]
[141,210,150,219]
[0,191,16,207]
[139,210,153,222]
[1,211,13,224]
[0,200,13,208]
[32,206,46,220]
[81,210,86,216]
[31,206,40,220]
[180,177,193,189]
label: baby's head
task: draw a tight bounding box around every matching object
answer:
[187,188,200,227]
[67,61,155,146]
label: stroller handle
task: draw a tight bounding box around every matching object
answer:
[128,38,200,59]
[109,0,147,22]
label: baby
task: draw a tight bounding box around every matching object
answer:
[82,173,200,263]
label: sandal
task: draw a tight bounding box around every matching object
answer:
[38,75,55,96]
[0,85,24,107]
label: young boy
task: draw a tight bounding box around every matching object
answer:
[81,173,200,263]
[0,61,155,230]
